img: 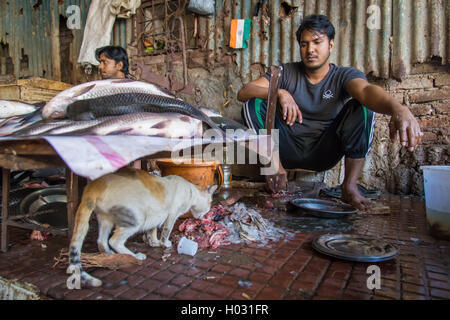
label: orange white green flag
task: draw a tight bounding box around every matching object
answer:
[229,19,252,49]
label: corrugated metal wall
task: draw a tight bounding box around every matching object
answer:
[0,0,129,81]
[199,0,449,81]
[1,0,448,81]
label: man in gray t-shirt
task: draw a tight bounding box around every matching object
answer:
[237,15,422,211]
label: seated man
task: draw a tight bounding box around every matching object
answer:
[237,15,422,210]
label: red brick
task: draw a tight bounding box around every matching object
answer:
[402,292,428,300]
[433,101,450,114]
[100,284,130,297]
[229,288,255,300]
[429,280,450,290]
[255,286,285,300]
[141,293,165,300]
[170,275,193,287]
[402,275,425,286]
[174,288,202,300]
[409,88,450,103]
[388,76,434,90]
[64,288,95,300]
[37,275,67,295]
[229,268,251,278]
[430,288,450,299]
[136,266,159,278]
[264,259,285,269]
[184,267,203,277]
[195,260,215,270]
[403,283,427,295]
[217,275,239,287]
[426,264,448,274]
[168,264,186,273]
[152,270,175,282]
[342,289,372,300]
[427,272,450,281]
[138,279,161,291]
[211,264,233,273]
[155,284,180,297]
[126,274,146,287]
[249,271,272,283]
[269,271,295,288]
[190,279,213,291]
[117,288,148,300]
[374,287,400,300]
[409,104,433,116]
[434,73,450,87]
[206,284,234,298]
[102,271,129,284]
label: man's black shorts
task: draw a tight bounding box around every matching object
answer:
[242,98,375,171]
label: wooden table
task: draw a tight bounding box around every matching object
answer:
[0,138,189,252]
[0,138,80,252]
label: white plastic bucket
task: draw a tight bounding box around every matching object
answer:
[421,166,450,239]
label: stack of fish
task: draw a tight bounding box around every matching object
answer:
[0,79,240,139]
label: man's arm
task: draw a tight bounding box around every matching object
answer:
[237,77,270,102]
[238,77,303,125]
[346,78,423,151]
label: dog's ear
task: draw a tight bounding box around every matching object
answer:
[207,185,218,194]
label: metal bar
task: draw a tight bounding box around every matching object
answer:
[65,167,78,239]
[266,66,281,134]
[6,220,67,236]
[1,168,10,252]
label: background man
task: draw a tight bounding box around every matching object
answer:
[95,46,130,79]
[237,15,422,210]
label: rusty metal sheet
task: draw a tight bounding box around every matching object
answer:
[0,0,131,82]
[202,0,448,80]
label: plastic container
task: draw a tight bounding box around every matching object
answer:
[421,166,450,240]
[177,237,198,256]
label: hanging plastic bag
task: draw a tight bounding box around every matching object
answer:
[187,0,215,16]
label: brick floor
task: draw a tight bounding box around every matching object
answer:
[0,193,449,300]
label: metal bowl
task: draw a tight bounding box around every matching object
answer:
[19,187,68,230]
[290,198,357,219]
[312,233,398,262]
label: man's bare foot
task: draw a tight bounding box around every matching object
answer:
[341,183,372,211]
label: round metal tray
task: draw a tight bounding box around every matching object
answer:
[312,234,398,262]
[19,187,68,230]
[290,198,357,218]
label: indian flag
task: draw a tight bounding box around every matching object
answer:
[229,19,252,49]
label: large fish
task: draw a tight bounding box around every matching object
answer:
[8,119,75,136]
[58,112,203,138]
[64,93,225,136]
[42,79,175,119]
[0,100,41,118]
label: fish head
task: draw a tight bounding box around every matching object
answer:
[42,97,72,118]
[0,100,13,110]
[42,83,97,119]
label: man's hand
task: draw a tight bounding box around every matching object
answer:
[278,89,302,126]
[389,106,423,152]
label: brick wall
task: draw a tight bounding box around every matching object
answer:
[356,65,450,195]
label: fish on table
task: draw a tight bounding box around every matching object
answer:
[41,79,176,119]
[0,100,42,118]
[64,92,224,136]
[58,112,203,138]
[7,113,203,138]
